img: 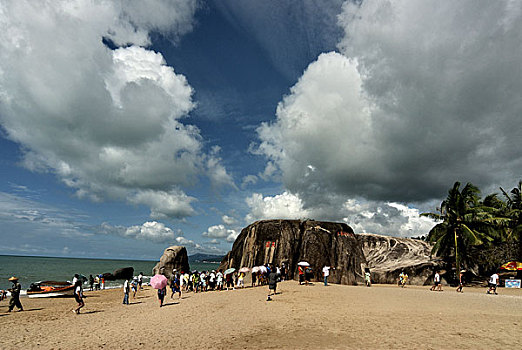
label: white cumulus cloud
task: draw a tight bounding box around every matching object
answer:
[0,0,231,220]
[242,190,435,237]
[99,221,179,243]
[202,224,239,243]
[245,192,310,222]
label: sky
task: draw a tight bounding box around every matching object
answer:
[1,0,521,260]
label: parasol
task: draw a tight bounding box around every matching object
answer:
[499,261,522,271]
[239,267,250,273]
[224,268,236,275]
[150,274,168,289]
[251,266,260,273]
[297,261,310,267]
[259,266,268,274]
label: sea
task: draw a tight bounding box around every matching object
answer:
[0,255,219,293]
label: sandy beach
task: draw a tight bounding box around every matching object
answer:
[1,281,520,349]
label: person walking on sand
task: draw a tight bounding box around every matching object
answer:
[365,270,371,287]
[487,272,499,295]
[7,277,23,312]
[430,271,442,291]
[267,266,278,301]
[399,271,408,288]
[138,272,143,291]
[73,279,85,314]
[456,270,465,293]
[89,274,94,291]
[158,286,166,307]
[322,265,332,286]
[131,278,138,298]
[123,278,130,305]
[170,274,181,300]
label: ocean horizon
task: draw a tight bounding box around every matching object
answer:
[0,254,219,291]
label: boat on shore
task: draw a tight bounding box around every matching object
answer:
[27,281,75,298]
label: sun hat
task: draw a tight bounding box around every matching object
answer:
[8,276,18,281]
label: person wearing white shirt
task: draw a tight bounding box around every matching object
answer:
[430,271,443,291]
[322,265,332,286]
[487,273,499,295]
[123,279,130,305]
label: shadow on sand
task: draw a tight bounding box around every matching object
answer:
[160,302,179,307]
[79,310,103,315]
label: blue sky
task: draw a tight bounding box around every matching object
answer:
[1,1,521,260]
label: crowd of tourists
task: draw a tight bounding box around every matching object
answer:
[2,263,509,316]
[171,265,285,294]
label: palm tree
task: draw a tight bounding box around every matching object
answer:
[500,181,522,259]
[421,182,494,273]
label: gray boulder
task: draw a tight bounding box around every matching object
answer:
[152,246,190,280]
[357,233,441,285]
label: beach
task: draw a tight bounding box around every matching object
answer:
[1,282,520,349]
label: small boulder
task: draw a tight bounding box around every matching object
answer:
[112,267,134,280]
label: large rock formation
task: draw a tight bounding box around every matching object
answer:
[152,246,190,280]
[219,220,366,285]
[357,233,441,285]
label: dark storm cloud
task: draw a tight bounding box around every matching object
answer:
[256,1,522,205]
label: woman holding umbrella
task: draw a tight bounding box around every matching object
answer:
[224,268,236,290]
[297,261,310,285]
[151,274,168,307]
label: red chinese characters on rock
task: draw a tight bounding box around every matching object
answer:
[337,231,354,238]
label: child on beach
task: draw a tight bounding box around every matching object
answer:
[131,278,138,298]
[158,286,166,307]
[398,271,408,288]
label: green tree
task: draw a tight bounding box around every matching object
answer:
[500,181,522,258]
[421,182,494,273]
